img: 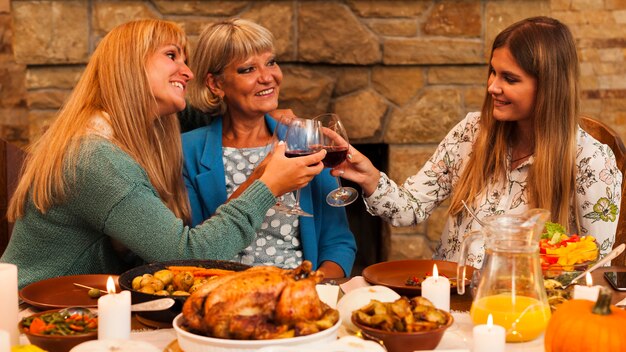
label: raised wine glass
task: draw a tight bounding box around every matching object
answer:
[269,115,303,213]
[275,117,319,217]
[312,113,358,207]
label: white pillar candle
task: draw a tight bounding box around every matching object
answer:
[420,264,450,312]
[0,329,10,352]
[0,264,18,346]
[97,276,130,340]
[472,314,506,352]
[573,272,600,302]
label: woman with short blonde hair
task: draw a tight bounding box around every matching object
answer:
[181,18,356,278]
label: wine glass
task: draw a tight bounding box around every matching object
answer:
[312,113,358,207]
[273,117,318,217]
[269,115,300,213]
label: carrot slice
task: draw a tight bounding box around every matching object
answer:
[29,317,47,335]
[191,268,234,277]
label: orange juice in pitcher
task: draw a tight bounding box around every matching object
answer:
[457,209,552,343]
[470,294,551,342]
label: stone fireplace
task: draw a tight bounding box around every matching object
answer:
[3,0,626,270]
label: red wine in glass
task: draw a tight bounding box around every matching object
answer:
[321,146,348,168]
[312,113,358,207]
[285,149,316,158]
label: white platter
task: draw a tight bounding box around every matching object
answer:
[173,313,341,352]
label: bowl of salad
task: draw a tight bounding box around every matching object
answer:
[540,222,599,278]
[19,308,98,352]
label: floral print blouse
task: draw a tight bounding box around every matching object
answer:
[364,112,622,267]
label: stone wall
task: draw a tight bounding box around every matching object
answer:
[4,0,626,262]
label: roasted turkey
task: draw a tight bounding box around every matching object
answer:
[181,261,339,339]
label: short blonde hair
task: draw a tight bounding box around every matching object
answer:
[188,18,275,115]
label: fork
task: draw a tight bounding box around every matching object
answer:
[461,200,486,227]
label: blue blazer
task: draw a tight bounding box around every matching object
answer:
[181,114,356,276]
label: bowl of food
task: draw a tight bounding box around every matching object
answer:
[539,226,599,278]
[19,308,98,352]
[118,259,249,323]
[351,296,453,352]
[173,260,341,351]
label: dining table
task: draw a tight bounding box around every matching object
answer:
[16,266,626,352]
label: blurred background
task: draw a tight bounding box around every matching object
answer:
[1,0,625,275]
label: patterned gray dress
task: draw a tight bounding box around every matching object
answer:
[222,145,304,268]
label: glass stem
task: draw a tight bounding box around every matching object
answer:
[334,176,346,196]
[294,189,302,207]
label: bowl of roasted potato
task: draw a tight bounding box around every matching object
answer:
[118,259,249,323]
[351,296,453,352]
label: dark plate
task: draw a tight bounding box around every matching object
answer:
[362,259,473,296]
[20,274,120,309]
[118,259,250,323]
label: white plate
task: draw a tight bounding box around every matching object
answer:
[256,336,385,352]
[173,313,341,352]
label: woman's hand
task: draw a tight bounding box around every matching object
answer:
[330,145,381,197]
[259,142,326,196]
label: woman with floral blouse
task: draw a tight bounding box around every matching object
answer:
[336,16,622,267]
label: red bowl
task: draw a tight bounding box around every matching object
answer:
[18,309,97,352]
[352,311,453,352]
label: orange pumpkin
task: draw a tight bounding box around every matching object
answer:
[545,286,626,352]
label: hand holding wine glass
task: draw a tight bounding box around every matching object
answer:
[313,113,359,207]
[266,117,324,216]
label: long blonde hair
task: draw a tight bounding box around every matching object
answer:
[187,18,275,115]
[449,16,580,231]
[9,19,192,224]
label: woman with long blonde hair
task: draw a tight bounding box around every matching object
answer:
[1,19,326,288]
[337,16,621,266]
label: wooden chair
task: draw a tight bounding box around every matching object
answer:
[580,116,626,266]
[0,139,26,256]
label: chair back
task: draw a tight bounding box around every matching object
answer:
[580,116,626,266]
[0,140,26,256]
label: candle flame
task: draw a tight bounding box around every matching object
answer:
[585,272,593,287]
[106,276,116,294]
[487,313,494,329]
[432,264,439,279]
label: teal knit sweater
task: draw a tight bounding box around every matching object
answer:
[1,138,276,288]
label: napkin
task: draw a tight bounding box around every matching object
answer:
[339,276,370,294]
[316,284,340,309]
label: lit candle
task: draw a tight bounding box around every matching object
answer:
[0,264,18,346]
[97,276,130,340]
[472,314,506,352]
[573,273,600,301]
[421,264,450,311]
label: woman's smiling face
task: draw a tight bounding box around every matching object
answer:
[487,47,537,123]
[209,51,282,119]
[146,43,194,116]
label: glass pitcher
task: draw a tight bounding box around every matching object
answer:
[456,209,551,342]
